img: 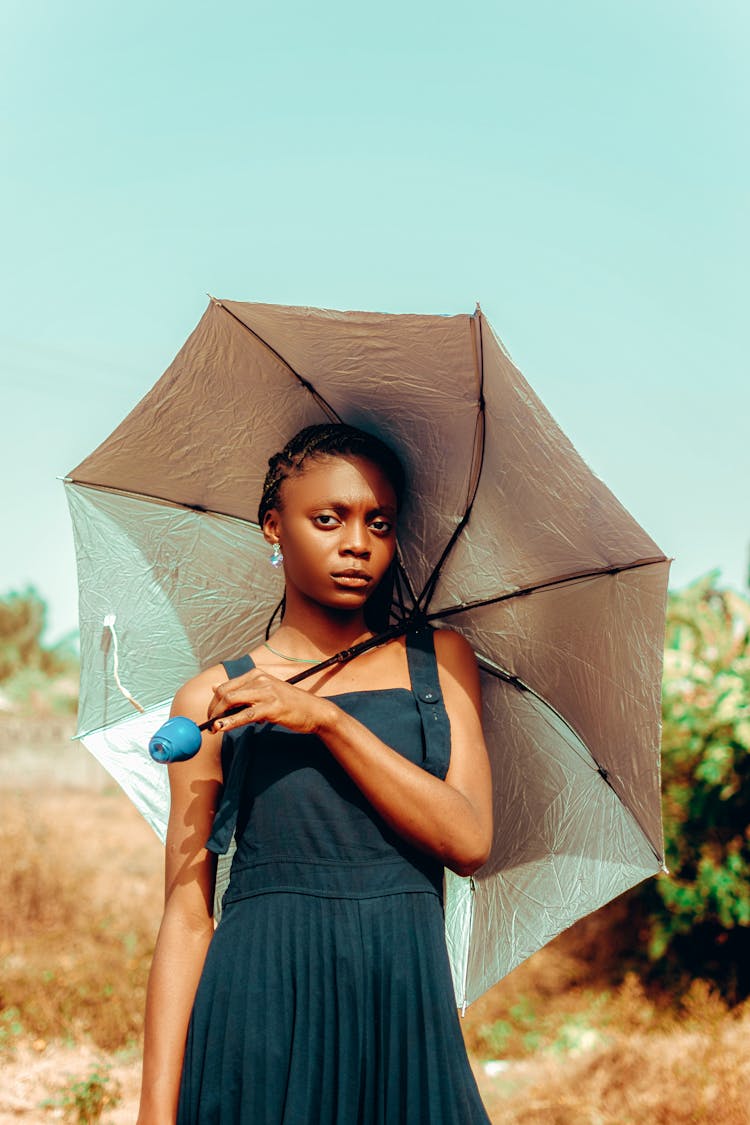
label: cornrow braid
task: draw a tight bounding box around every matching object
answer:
[257,423,405,526]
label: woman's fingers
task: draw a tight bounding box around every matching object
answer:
[212,704,255,732]
[206,671,288,731]
[207,671,265,720]
[205,669,326,736]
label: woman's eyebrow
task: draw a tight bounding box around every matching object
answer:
[313,500,397,514]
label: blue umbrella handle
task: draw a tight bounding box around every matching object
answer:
[148,709,248,762]
[148,715,202,762]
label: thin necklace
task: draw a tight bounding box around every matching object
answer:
[263,640,322,664]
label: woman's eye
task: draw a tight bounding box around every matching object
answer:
[369,518,392,534]
[314,514,338,527]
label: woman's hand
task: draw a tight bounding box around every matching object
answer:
[207,669,336,737]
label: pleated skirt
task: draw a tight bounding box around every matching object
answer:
[177,890,490,1125]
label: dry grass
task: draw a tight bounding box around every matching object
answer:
[484,1004,750,1123]
[469,977,750,1123]
[0,771,162,1052]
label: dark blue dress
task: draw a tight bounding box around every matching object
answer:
[177,629,490,1124]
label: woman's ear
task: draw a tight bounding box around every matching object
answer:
[262,510,281,546]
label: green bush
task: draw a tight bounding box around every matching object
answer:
[645,573,750,995]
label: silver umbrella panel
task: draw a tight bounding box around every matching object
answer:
[65,298,669,1008]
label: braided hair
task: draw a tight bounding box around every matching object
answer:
[258,423,406,526]
[258,423,406,634]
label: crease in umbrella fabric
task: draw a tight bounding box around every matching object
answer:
[66,298,669,1006]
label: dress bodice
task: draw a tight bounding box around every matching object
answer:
[207,628,452,903]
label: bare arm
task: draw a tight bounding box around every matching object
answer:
[136,670,224,1125]
[314,630,493,874]
[210,631,493,876]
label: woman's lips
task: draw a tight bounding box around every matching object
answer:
[331,570,372,586]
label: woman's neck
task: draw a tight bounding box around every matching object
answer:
[268,601,372,661]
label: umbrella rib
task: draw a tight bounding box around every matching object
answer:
[214,300,422,613]
[67,479,421,627]
[425,551,669,865]
[416,310,487,615]
[64,479,268,523]
[393,548,418,614]
[213,299,343,424]
[473,652,598,768]
[473,652,665,866]
[393,568,406,618]
[423,555,671,620]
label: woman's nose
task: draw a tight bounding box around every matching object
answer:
[340,522,370,556]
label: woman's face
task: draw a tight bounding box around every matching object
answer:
[263,454,399,614]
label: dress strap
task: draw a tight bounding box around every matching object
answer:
[206,655,256,856]
[222,655,254,679]
[405,627,452,781]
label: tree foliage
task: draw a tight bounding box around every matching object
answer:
[645,573,750,994]
[0,587,78,712]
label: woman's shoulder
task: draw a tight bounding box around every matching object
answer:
[171,662,227,721]
[431,627,481,698]
[432,626,476,665]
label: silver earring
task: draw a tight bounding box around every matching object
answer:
[270,542,284,568]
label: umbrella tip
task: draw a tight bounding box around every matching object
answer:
[474,301,482,315]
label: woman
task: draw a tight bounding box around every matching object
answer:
[137,423,493,1124]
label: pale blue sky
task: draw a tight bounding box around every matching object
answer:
[1,0,747,639]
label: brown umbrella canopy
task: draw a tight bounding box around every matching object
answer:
[66,298,669,1005]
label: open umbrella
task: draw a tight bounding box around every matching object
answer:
[65,298,670,1009]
